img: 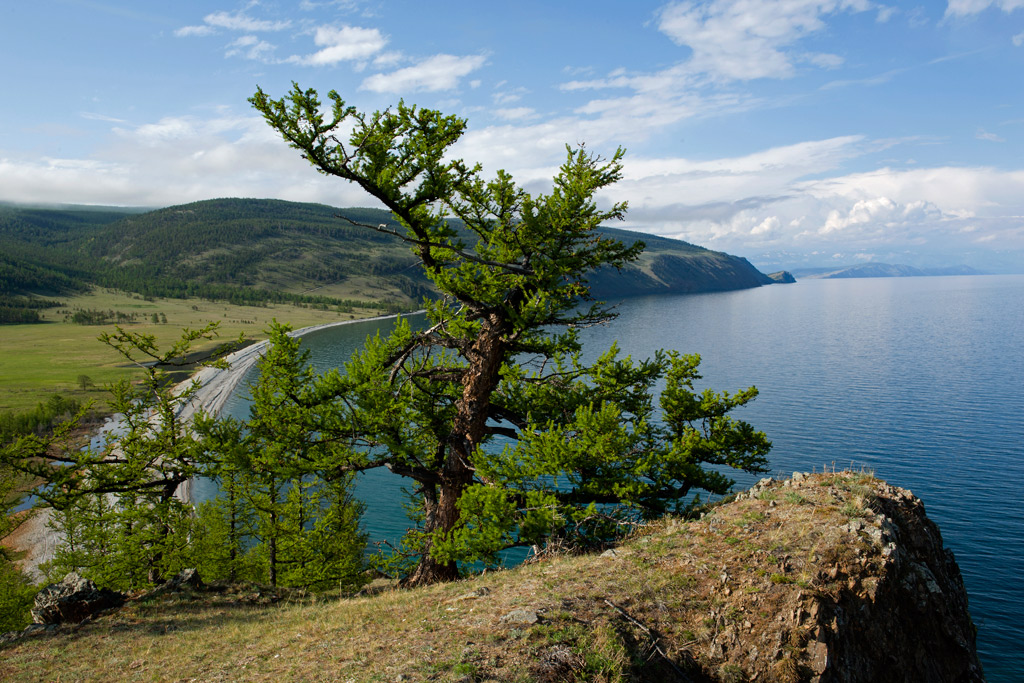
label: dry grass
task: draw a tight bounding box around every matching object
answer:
[0,472,904,682]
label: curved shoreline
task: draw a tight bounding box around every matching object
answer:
[179,311,416,422]
[11,311,417,582]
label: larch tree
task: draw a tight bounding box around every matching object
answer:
[3,324,236,586]
[251,84,771,585]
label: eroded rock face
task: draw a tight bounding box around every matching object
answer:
[30,572,125,625]
[718,474,985,683]
[807,481,983,682]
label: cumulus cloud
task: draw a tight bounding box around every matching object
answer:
[819,196,935,234]
[360,54,486,93]
[578,138,1024,264]
[656,0,871,81]
[0,112,368,207]
[288,25,387,65]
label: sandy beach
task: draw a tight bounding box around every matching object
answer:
[8,312,412,582]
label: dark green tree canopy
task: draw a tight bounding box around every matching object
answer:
[251,84,771,585]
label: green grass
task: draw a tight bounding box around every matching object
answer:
[0,288,397,413]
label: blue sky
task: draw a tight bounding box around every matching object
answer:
[1,0,1023,271]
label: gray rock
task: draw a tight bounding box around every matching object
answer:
[139,568,206,601]
[31,572,125,625]
[501,608,539,625]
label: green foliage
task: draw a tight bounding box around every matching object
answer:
[194,323,367,590]
[69,308,138,325]
[0,394,82,445]
[0,560,35,632]
[4,321,366,594]
[3,324,238,589]
[1,464,36,631]
[250,85,771,583]
[43,493,196,590]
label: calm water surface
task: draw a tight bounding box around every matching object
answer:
[221,274,1024,680]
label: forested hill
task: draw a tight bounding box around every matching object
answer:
[1,198,771,317]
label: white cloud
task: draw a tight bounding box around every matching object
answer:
[819,196,916,234]
[1014,31,1024,45]
[493,107,537,121]
[876,5,897,22]
[202,11,291,32]
[976,128,1005,142]
[174,10,291,38]
[226,35,277,62]
[0,112,371,208]
[360,54,486,93]
[174,25,215,37]
[288,25,387,66]
[80,112,128,124]
[656,0,871,81]
[803,52,846,68]
[373,51,404,67]
[751,215,780,235]
[493,87,528,105]
[945,0,1024,17]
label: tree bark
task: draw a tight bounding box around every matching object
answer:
[404,318,507,586]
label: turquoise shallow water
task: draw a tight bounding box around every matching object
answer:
[220,274,1024,680]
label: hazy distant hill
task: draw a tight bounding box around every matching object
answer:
[790,263,985,280]
[1,198,771,314]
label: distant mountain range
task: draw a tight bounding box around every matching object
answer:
[789,263,986,280]
[1,198,774,320]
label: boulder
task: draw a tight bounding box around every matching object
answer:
[30,572,125,625]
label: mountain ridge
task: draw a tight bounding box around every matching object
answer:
[2,198,772,313]
[790,263,985,280]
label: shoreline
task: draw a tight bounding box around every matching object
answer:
[10,311,417,583]
[178,311,416,422]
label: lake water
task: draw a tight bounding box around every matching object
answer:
[221,274,1024,680]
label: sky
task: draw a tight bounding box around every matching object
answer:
[1,1,1023,271]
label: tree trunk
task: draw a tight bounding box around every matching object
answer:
[405,319,506,586]
[268,482,278,587]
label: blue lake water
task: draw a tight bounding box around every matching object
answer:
[220,274,1024,680]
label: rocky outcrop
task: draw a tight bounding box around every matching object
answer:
[712,473,984,682]
[30,572,124,625]
[767,270,797,283]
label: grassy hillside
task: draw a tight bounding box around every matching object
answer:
[0,471,981,682]
[1,199,770,314]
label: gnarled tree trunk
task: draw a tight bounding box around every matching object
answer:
[404,319,506,586]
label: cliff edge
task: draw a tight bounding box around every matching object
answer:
[0,472,983,682]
